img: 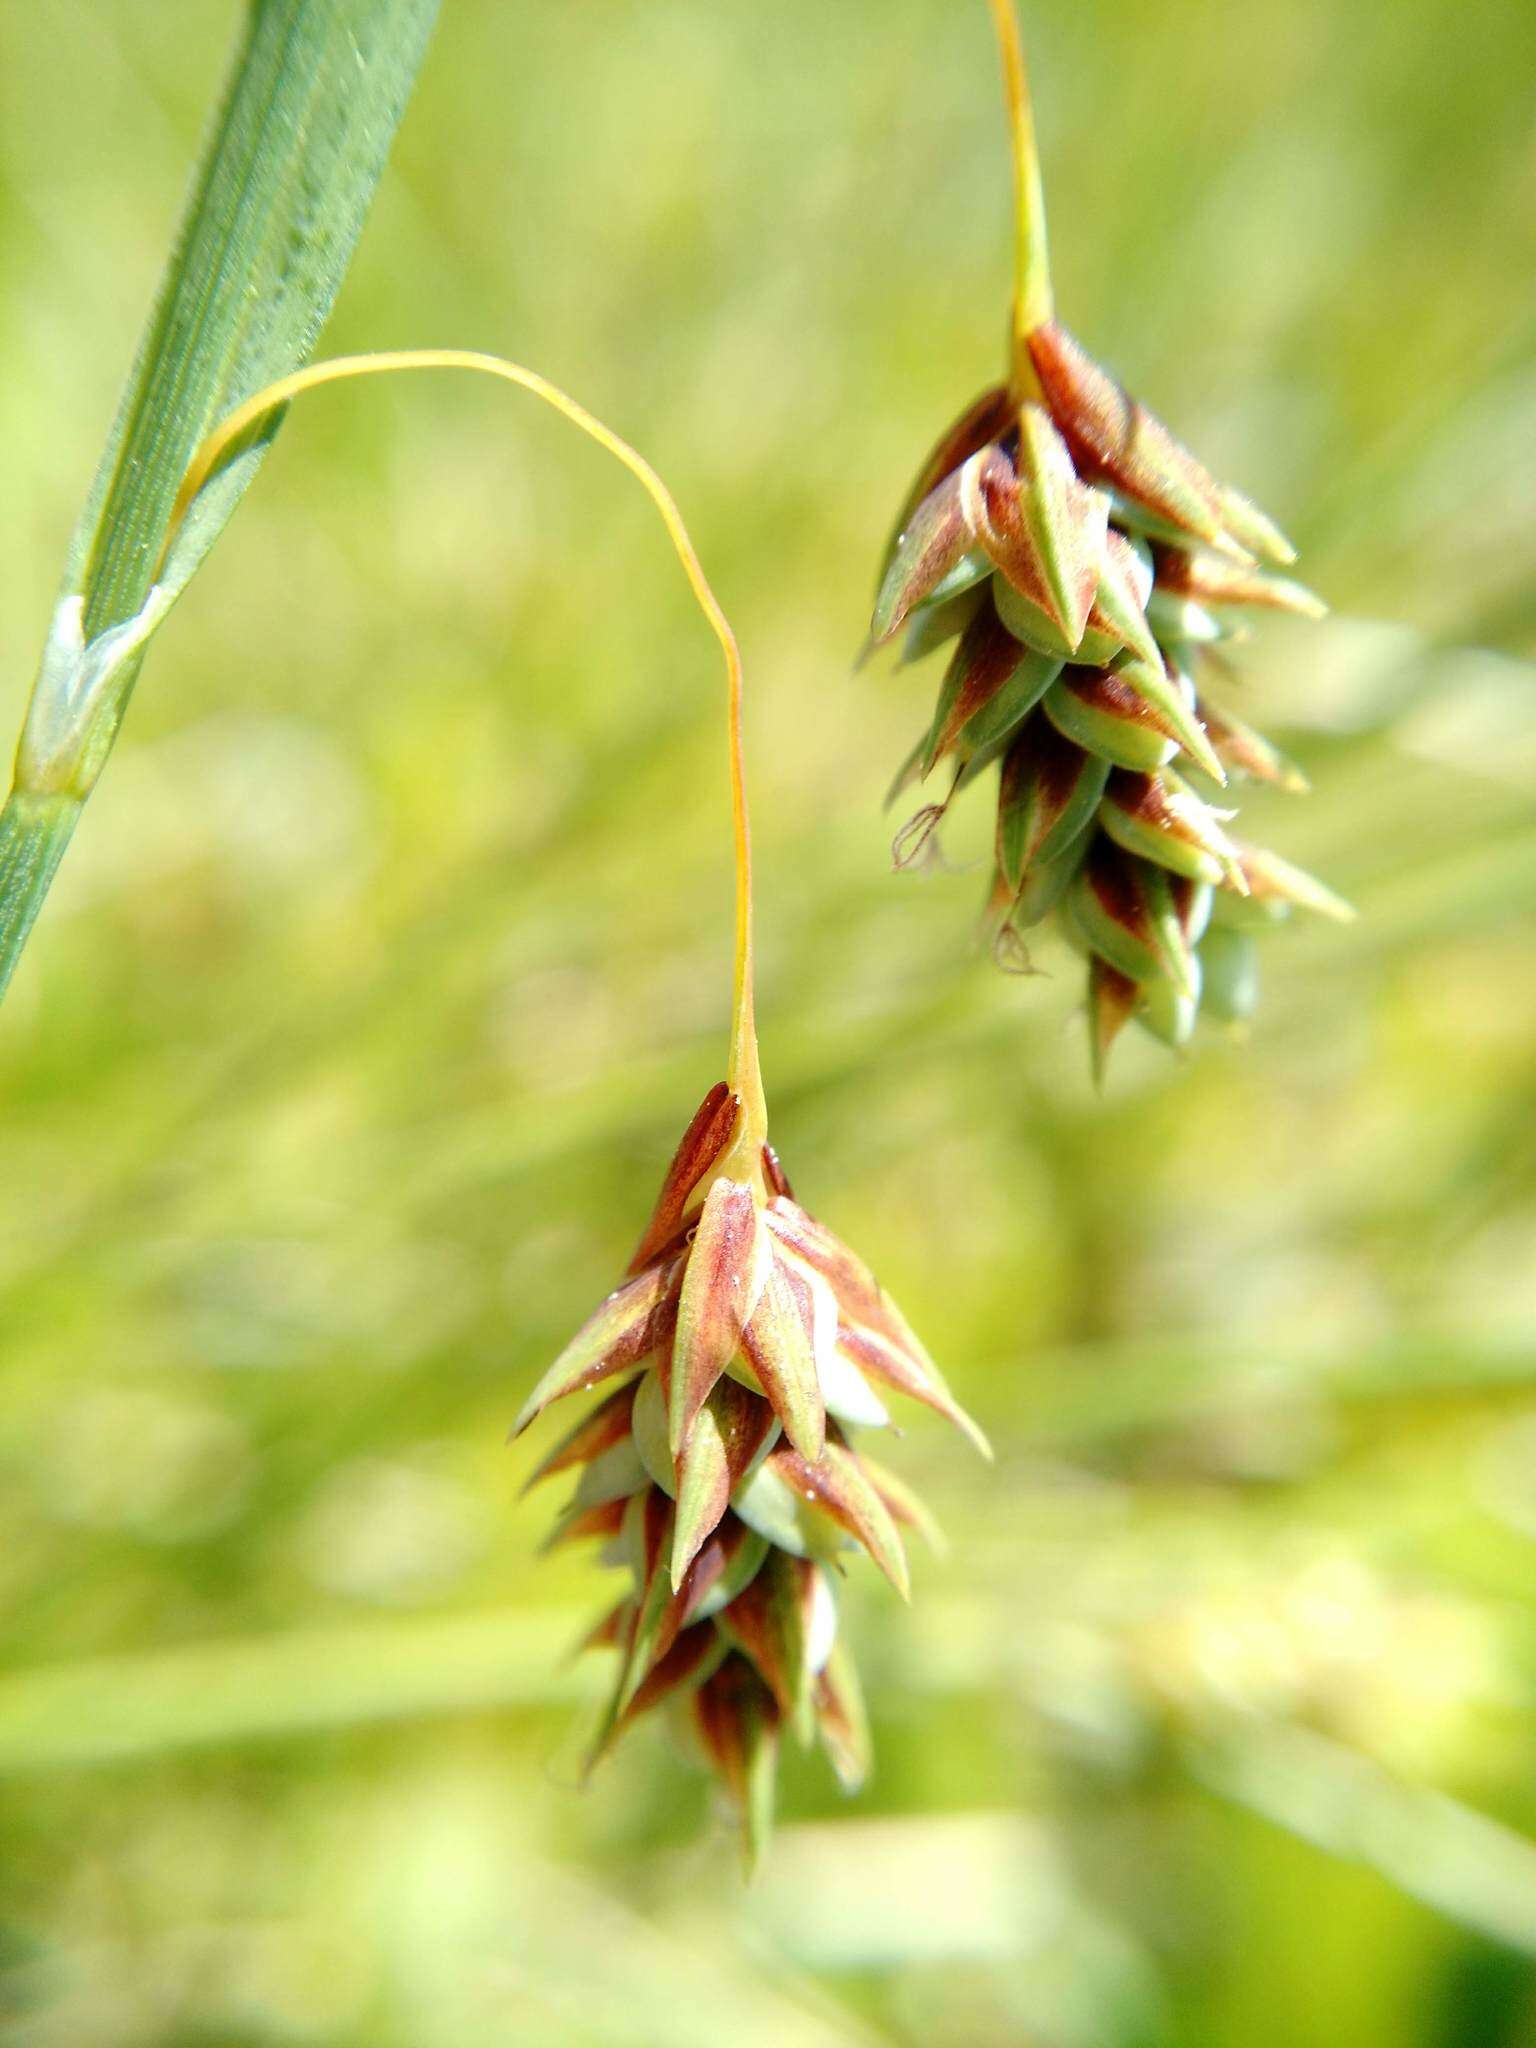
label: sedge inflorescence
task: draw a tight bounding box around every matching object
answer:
[871,0,1351,1076]
[514,1085,986,1866]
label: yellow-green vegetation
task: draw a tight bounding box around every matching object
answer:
[1,0,1534,2043]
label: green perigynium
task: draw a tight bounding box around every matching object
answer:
[871,0,1351,1076]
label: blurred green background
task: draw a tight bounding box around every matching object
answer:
[2,0,1535,2041]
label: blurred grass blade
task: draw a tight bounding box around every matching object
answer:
[1193,1724,1536,1957]
[0,0,439,1005]
[0,1607,590,1775]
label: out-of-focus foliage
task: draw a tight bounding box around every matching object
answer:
[1,0,1533,2042]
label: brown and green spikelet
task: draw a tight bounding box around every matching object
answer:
[870,10,1352,1076]
[513,1082,988,1868]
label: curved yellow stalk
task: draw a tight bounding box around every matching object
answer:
[168,351,767,1157]
[984,0,1054,388]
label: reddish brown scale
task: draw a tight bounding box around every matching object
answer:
[930,599,1029,762]
[1201,705,1290,786]
[765,1209,937,1402]
[646,1571,693,1677]
[1032,718,1097,808]
[890,382,1016,536]
[577,1257,686,1403]
[876,469,976,643]
[767,1435,908,1596]
[720,1557,815,1720]
[513,1254,686,1438]
[969,446,1067,618]
[1084,838,1155,946]
[813,1659,867,1791]
[707,1380,779,1496]
[1152,545,1315,614]
[638,1487,671,1586]
[1027,321,1225,542]
[1061,666,1173,740]
[672,1379,779,1581]
[627,1082,739,1276]
[998,715,1097,878]
[521,1380,638,1494]
[1168,872,1201,930]
[547,1497,628,1550]
[866,1470,923,1534]
[640,1522,743,1679]
[1088,955,1140,1073]
[580,1600,631,1653]
[764,1203,892,1336]
[678,1514,758,1630]
[1151,546,1226,600]
[837,1322,952,1426]
[739,1256,825,1463]
[621,1622,722,1724]
[1105,768,1232,868]
[1106,768,1166,828]
[671,1179,761,1447]
[761,1144,794,1202]
[694,1654,779,1804]
[617,1273,682,1378]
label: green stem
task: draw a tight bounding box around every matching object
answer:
[0,794,84,998]
[0,0,437,1008]
[985,0,1054,388]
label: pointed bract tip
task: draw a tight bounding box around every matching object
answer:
[1240,846,1357,923]
[1087,958,1139,1089]
[964,1412,996,1462]
[1220,483,1299,568]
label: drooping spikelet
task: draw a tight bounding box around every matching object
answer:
[870,5,1352,1075]
[513,1081,987,1867]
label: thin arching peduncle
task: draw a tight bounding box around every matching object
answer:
[169,350,768,1161]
